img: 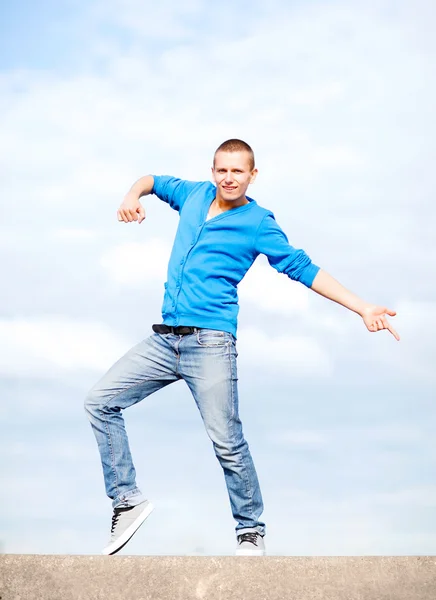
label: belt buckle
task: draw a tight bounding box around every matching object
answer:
[177,326,195,335]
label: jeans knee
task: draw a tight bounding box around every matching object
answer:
[214,437,247,465]
[84,388,100,417]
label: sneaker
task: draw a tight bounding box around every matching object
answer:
[102,500,154,555]
[235,530,266,556]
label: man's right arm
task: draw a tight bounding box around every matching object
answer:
[117,175,154,224]
[118,175,202,223]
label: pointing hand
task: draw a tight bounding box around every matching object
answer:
[361,305,400,341]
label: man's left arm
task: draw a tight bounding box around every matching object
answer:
[310,269,400,341]
[255,213,400,341]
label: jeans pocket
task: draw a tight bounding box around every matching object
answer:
[196,329,230,347]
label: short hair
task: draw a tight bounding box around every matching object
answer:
[214,138,255,170]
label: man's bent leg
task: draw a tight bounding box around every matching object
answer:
[84,333,179,508]
[179,330,265,536]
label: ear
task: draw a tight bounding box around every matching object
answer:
[250,168,258,184]
[211,166,217,182]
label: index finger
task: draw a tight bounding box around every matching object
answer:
[382,318,400,341]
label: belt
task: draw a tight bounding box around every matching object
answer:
[152,324,198,335]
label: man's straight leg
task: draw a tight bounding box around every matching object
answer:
[178,329,266,540]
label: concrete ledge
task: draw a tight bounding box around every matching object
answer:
[1,555,435,600]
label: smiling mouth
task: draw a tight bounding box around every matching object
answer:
[223,186,237,191]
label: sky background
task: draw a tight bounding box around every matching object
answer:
[1,0,435,556]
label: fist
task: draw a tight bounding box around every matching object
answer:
[117,193,146,224]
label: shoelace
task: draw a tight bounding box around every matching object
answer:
[111,509,122,533]
[111,505,134,533]
[238,532,259,546]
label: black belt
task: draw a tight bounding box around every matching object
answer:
[152,324,198,335]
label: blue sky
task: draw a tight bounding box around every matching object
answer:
[1,0,435,556]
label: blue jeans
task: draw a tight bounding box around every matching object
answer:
[84,329,265,535]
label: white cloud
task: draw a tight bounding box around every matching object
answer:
[99,238,171,285]
[237,326,333,376]
[270,429,329,446]
[371,300,436,381]
[0,318,130,377]
[267,422,429,448]
[91,0,205,38]
[288,82,345,107]
[54,228,99,241]
[3,440,92,461]
[367,486,436,508]
[239,260,310,315]
[362,424,427,444]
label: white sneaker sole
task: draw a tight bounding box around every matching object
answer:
[235,548,265,556]
[102,501,154,556]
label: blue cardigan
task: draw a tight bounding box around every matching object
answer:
[152,175,320,338]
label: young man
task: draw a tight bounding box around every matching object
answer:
[85,139,399,557]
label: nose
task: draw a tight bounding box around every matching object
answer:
[224,171,234,183]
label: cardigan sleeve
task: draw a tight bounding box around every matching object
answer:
[151,175,202,213]
[255,213,320,287]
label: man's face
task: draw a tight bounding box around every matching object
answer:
[212,150,258,202]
